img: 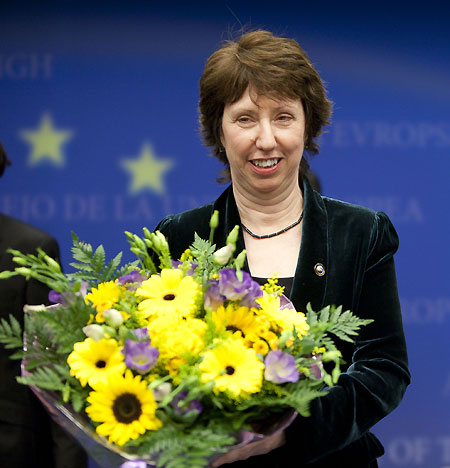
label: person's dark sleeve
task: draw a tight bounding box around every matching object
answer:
[25,235,89,468]
[282,211,410,464]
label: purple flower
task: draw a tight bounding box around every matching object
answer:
[279,294,295,310]
[204,280,226,309]
[204,269,263,309]
[78,281,89,298]
[118,271,147,288]
[171,391,203,416]
[134,327,150,341]
[264,350,300,384]
[311,355,324,379]
[120,462,147,468]
[48,280,89,304]
[171,260,197,276]
[122,339,159,374]
[48,290,63,304]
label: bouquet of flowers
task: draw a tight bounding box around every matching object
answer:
[0,212,372,468]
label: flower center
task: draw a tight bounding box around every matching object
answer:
[112,393,142,424]
[226,325,245,337]
[163,293,176,301]
[225,365,235,375]
[96,360,106,368]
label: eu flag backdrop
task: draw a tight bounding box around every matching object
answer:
[1,1,449,467]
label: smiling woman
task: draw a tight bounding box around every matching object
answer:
[221,90,306,197]
[153,29,410,468]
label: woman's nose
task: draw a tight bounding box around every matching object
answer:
[254,122,276,151]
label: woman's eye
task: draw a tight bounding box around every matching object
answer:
[277,114,293,122]
[237,116,252,123]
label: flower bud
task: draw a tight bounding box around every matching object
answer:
[155,231,168,250]
[44,255,61,273]
[209,210,219,229]
[321,350,342,362]
[102,325,116,338]
[150,233,161,251]
[235,250,246,269]
[14,267,32,276]
[82,324,105,341]
[103,308,124,328]
[23,304,48,313]
[0,271,15,279]
[213,244,234,266]
[133,235,146,251]
[12,256,29,266]
[152,382,172,401]
[226,225,240,246]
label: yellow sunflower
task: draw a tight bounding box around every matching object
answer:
[199,339,264,397]
[256,293,309,336]
[67,338,125,387]
[136,269,200,320]
[85,281,123,318]
[86,369,162,446]
[212,304,264,344]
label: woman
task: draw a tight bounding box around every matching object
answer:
[154,30,410,467]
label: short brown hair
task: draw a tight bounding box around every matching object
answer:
[199,30,332,182]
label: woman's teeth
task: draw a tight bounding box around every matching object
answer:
[251,159,280,168]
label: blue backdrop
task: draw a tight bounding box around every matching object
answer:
[1,1,449,467]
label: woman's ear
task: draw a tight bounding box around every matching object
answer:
[219,128,225,149]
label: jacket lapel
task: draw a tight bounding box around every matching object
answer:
[212,185,246,260]
[291,176,329,312]
[212,178,329,313]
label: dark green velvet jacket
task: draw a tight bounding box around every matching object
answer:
[154,177,410,468]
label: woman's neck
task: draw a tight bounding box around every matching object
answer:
[232,180,303,233]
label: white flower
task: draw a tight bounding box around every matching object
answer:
[82,324,105,341]
[213,243,235,266]
[103,308,124,328]
[152,382,172,401]
[23,304,47,313]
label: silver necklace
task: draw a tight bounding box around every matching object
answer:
[241,212,303,239]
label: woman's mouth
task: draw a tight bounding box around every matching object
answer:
[250,158,280,168]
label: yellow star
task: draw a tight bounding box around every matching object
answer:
[121,142,174,195]
[19,113,73,167]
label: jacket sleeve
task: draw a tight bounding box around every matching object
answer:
[25,235,89,468]
[282,211,410,464]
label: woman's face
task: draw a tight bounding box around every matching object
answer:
[221,87,305,195]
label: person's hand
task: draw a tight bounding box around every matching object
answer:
[211,430,285,467]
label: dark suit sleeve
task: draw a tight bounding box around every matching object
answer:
[281,211,410,465]
[25,234,60,305]
[28,236,88,468]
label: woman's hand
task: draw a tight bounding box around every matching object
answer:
[211,430,285,466]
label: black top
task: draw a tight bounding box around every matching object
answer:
[252,277,294,298]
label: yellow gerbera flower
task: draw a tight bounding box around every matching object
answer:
[212,304,264,343]
[86,369,162,446]
[67,338,125,387]
[136,269,200,320]
[85,281,123,317]
[256,293,309,336]
[199,339,264,397]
